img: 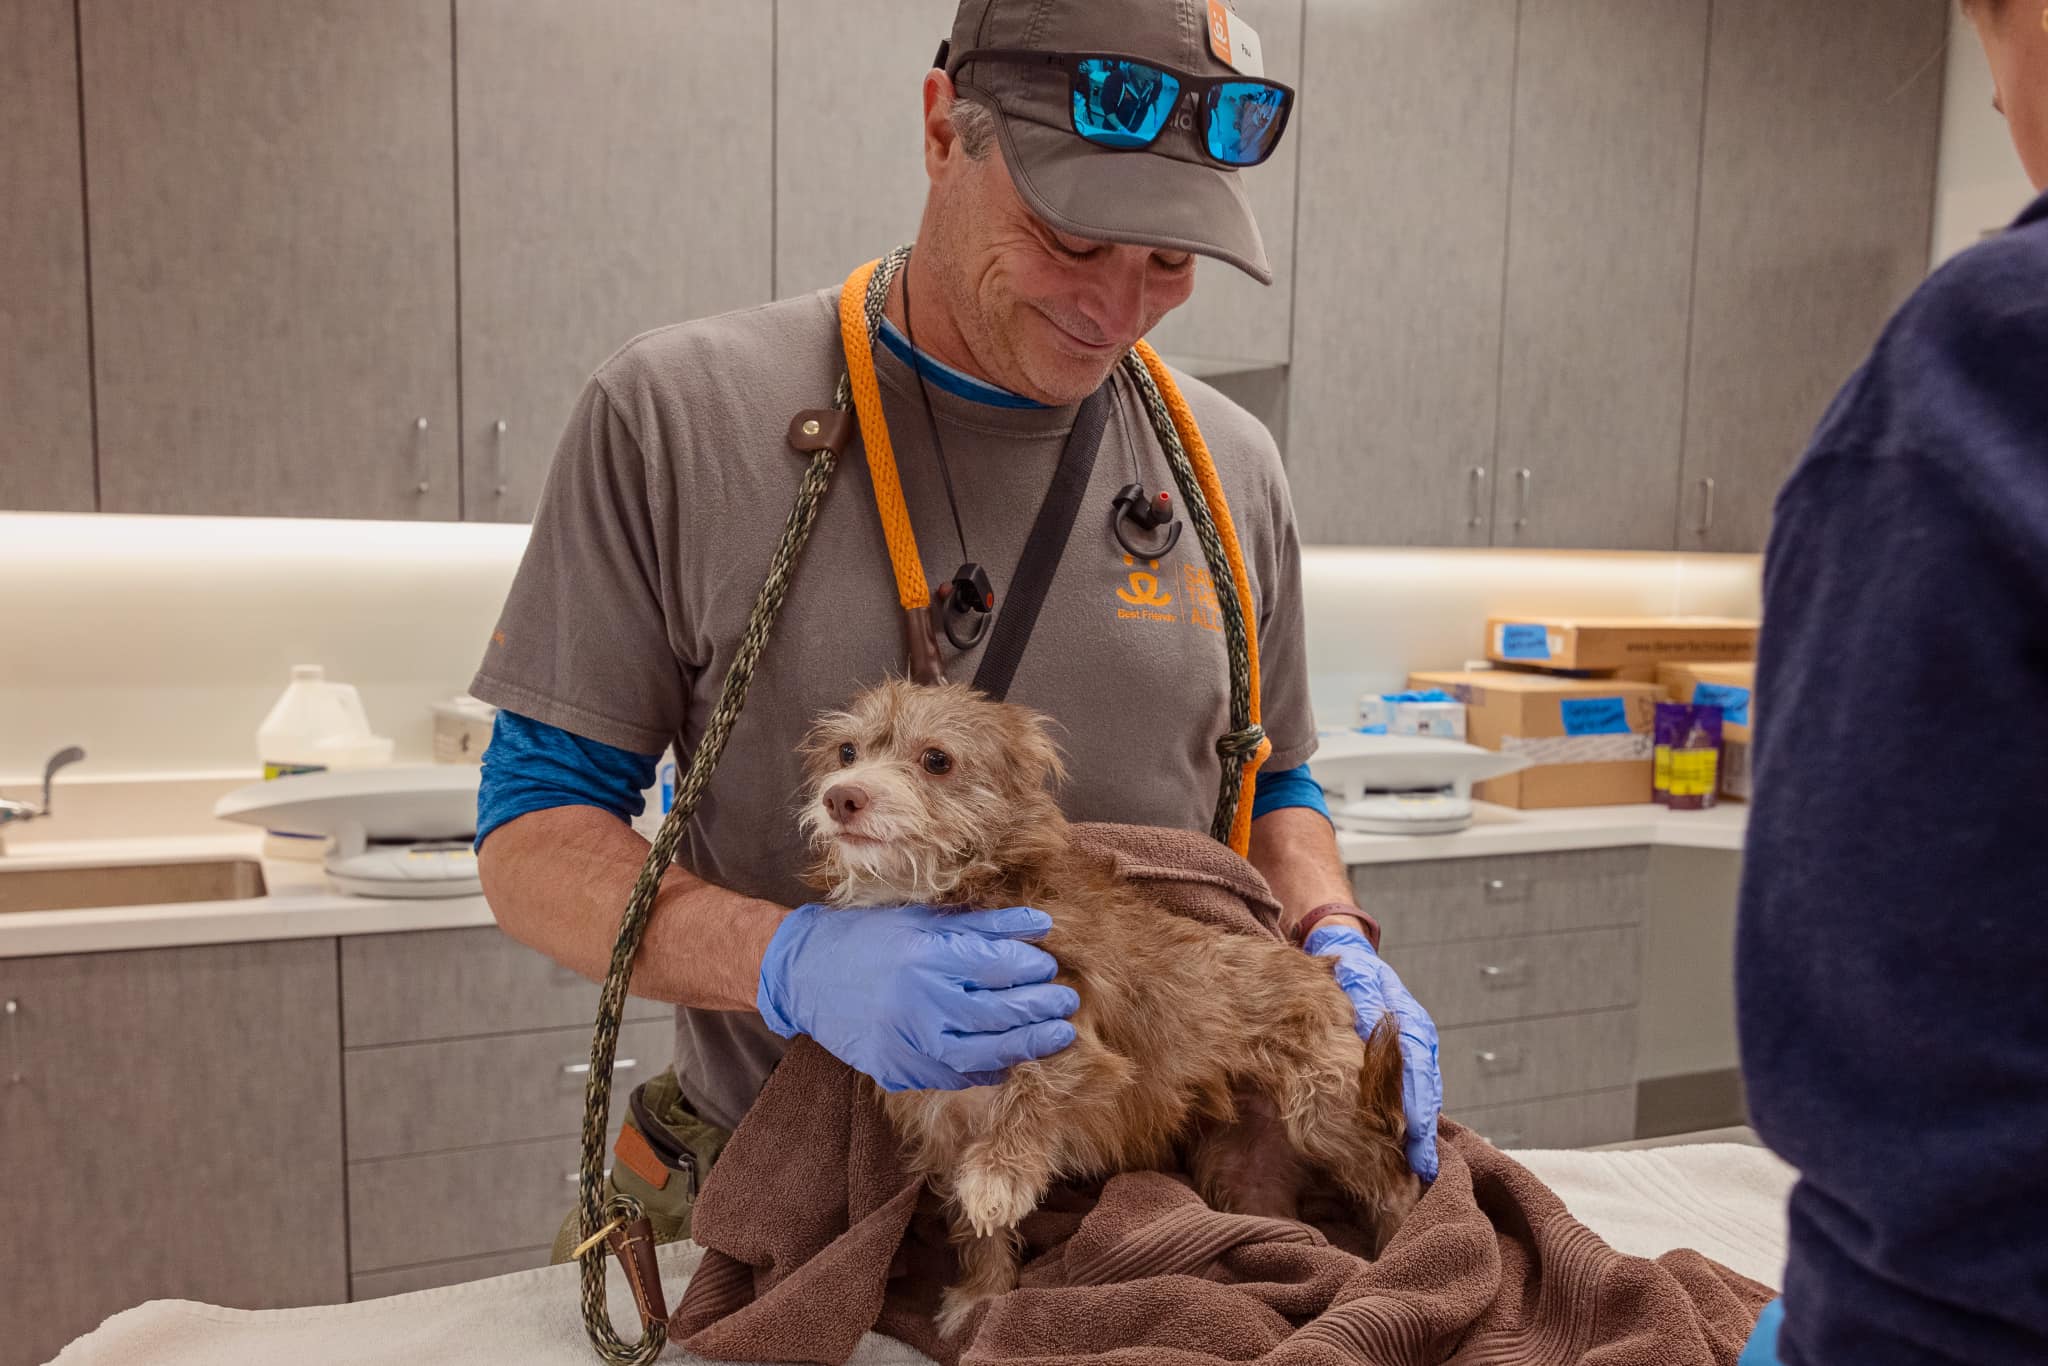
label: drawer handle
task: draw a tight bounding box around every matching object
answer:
[4,999,20,1085]
[1474,1047,1526,1074]
[566,1167,613,1184]
[1478,961,1530,987]
[1482,877,1531,901]
[562,1059,637,1077]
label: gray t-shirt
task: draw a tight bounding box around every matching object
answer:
[471,286,1317,1131]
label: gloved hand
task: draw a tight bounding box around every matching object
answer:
[757,902,1080,1092]
[1305,923,1443,1181]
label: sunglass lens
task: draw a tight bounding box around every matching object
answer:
[1206,81,1289,165]
[1072,58,1182,149]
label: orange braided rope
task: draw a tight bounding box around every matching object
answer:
[1133,341,1271,855]
[839,257,930,612]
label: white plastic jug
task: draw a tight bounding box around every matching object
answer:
[257,665,394,858]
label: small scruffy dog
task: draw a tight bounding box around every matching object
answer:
[798,680,1421,1335]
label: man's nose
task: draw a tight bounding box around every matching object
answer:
[1076,248,1154,339]
[822,783,869,824]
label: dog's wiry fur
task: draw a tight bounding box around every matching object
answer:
[799,681,1422,1337]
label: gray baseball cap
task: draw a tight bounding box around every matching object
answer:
[943,0,1282,285]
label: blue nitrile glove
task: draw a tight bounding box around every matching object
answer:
[1738,1300,1785,1365]
[1306,923,1443,1181]
[757,903,1080,1092]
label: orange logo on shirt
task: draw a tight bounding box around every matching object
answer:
[1115,554,1178,624]
[1180,563,1223,634]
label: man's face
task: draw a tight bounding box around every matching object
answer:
[1970,0,2048,191]
[925,94,1200,404]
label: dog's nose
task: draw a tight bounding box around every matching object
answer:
[822,783,869,825]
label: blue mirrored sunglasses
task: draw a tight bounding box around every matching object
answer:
[945,47,1296,169]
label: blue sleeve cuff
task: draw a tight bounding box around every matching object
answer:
[1251,762,1331,824]
[1738,1300,1784,1366]
[474,710,662,851]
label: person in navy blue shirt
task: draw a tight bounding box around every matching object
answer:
[1737,3,2048,1362]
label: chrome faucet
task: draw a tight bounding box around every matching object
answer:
[0,747,86,849]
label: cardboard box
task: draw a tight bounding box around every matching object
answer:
[1487,616,1758,674]
[1656,661,1757,740]
[1409,669,1666,809]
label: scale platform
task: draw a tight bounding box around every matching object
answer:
[1311,732,1532,835]
[215,765,483,898]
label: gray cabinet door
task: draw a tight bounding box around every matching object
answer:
[1491,0,1710,550]
[0,940,346,1366]
[81,0,460,519]
[455,0,773,523]
[1677,0,1945,552]
[1286,0,1518,547]
[773,0,956,299]
[1142,0,1304,371]
[0,0,95,511]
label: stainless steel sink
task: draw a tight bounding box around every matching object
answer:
[0,859,268,914]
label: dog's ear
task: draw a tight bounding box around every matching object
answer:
[999,704,1067,793]
[1360,1013,1407,1144]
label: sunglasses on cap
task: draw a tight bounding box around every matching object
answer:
[943,45,1296,169]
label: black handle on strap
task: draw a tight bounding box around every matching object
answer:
[970,383,1113,703]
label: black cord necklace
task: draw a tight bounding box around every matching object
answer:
[900,256,996,647]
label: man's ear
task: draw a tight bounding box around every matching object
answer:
[923,70,961,182]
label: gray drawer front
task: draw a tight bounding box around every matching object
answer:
[349,1136,596,1271]
[342,926,667,1046]
[1456,1087,1638,1151]
[1439,1009,1638,1112]
[345,1019,675,1160]
[1398,927,1641,1029]
[1353,848,1648,948]
[351,1246,552,1300]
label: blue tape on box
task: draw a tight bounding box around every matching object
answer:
[1559,696,1632,736]
[1691,682,1751,727]
[1499,623,1550,661]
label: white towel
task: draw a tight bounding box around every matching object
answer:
[51,1143,1796,1366]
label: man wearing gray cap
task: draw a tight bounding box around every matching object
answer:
[471,0,1442,1250]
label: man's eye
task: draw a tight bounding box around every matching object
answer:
[838,742,856,766]
[921,749,952,776]
[1154,251,1194,271]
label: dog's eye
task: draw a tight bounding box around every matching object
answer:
[921,748,951,776]
[837,742,856,766]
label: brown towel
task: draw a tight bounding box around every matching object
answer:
[671,825,1770,1365]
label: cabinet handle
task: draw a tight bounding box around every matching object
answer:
[1694,476,1717,536]
[1482,876,1530,902]
[493,419,509,500]
[413,416,431,496]
[1513,468,1533,529]
[4,998,19,1085]
[1475,1047,1526,1074]
[1478,960,1530,987]
[1466,467,1488,529]
[562,1058,637,1077]
[566,1167,613,1184]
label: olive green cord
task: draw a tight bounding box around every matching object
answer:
[575,245,1256,1360]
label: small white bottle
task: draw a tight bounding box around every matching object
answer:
[256,665,394,860]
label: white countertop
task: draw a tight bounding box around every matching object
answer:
[2,801,1745,959]
[0,831,495,959]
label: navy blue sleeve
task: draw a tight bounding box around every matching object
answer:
[474,710,661,851]
[1738,203,2048,1366]
[1251,762,1331,824]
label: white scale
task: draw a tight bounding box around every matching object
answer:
[1310,732,1533,835]
[214,766,484,898]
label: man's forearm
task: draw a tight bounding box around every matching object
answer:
[477,805,786,1012]
[1248,806,1370,942]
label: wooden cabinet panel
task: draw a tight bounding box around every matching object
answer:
[348,1134,589,1272]
[0,941,345,1366]
[1492,0,1710,549]
[1286,0,1517,546]
[455,0,773,523]
[1396,926,1643,1029]
[0,0,95,511]
[81,0,459,518]
[773,0,956,299]
[1143,0,1303,370]
[1439,1007,1639,1112]
[1352,848,1649,948]
[352,1245,552,1301]
[1678,0,1945,551]
[340,925,667,1047]
[345,1018,673,1160]
[1455,1086,1638,1150]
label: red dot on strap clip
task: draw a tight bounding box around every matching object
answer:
[986,593,996,609]
[1157,492,1171,505]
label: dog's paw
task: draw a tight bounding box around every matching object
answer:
[953,1167,1038,1239]
[935,1285,991,1341]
